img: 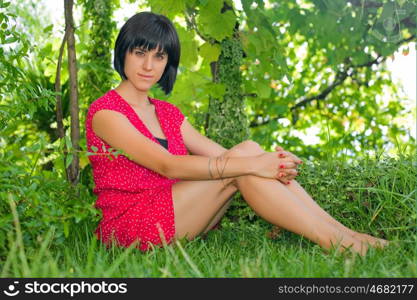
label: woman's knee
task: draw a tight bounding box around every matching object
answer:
[222,140,264,159]
[220,140,264,188]
[234,140,265,156]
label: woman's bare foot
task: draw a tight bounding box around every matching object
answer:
[352,232,389,249]
[327,236,369,257]
[344,239,369,257]
[329,241,368,257]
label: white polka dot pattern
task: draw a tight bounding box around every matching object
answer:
[85,89,188,252]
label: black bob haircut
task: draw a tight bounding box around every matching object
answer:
[114,12,180,94]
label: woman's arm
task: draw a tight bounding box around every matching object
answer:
[163,155,255,180]
[92,110,256,180]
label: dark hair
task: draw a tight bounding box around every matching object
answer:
[114,12,180,94]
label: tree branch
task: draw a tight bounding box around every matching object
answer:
[290,35,415,113]
[64,0,80,185]
[54,30,68,140]
[249,35,415,128]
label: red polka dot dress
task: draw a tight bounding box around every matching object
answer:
[85,89,188,252]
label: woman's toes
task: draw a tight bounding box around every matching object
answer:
[356,233,389,248]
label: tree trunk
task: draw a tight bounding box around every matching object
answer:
[54,31,67,140]
[206,2,249,148]
[207,35,249,149]
[64,0,80,185]
[208,30,250,223]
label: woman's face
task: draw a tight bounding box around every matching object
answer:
[123,46,168,92]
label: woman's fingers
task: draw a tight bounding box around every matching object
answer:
[287,152,302,164]
[275,146,303,164]
[277,161,298,170]
[275,147,302,183]
[277,167,298,183]
[277,176,293,184]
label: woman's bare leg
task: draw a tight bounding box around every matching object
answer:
[213,141,387,253]
[285,179,389,248]
[234,142,388,248]
[172,140,379,255]
[231,174,368,256]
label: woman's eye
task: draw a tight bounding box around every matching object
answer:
[135,51,145,56]
[156,53,166,59]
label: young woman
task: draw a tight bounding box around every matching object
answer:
[86,12,389,256]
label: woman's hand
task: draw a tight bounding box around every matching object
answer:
[252,151,299,183]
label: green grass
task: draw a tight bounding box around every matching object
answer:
[1,219,415,278]
[1,153,416,277]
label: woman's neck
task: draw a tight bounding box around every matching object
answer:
[114,80,152,110]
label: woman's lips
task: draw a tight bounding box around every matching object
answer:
[138,73,153,79]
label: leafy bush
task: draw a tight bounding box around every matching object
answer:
[0,150,100,259]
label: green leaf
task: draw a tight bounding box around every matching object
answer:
[247,33,263,55]
[198,0,236,41]
[4,36,17,44]
[0,1,10,8]
[65,136,72,149]
[255,79,271,98]
[273,104,289,115]
[65,154,73,168]
[176,26,198,68]
[43,24,53,34]
[149,0,187,19]
[204,82,226,98]
[39,43,52,58]
[199,42,221,63]
[112,149,122,158]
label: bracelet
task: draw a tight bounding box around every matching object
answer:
[208,157,214,179]
[215,156,222,180]
[215,156,224,188]
[220,157,229,178]
[220,157,230,189]
[216,156,229,189]
[209,156,230,188]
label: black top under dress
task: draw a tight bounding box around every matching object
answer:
[155,137,168,150]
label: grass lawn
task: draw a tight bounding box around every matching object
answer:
[1,219,415,277]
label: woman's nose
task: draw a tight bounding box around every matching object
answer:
[143,55,153,70]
